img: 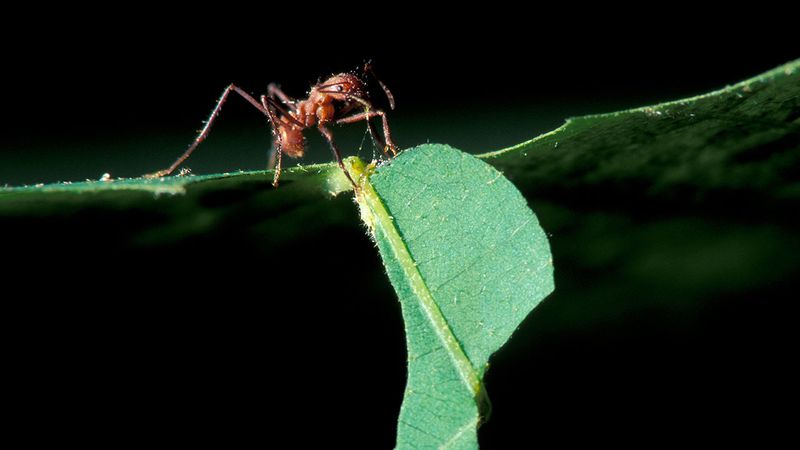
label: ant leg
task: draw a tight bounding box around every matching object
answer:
[270,141,284,187]
[336,110,398,157]
[318,125,358,189]
[373,110,398,156]
[261,96,304,127]
[338,111,388,158]
[268,145,278,170]
[145,84,271,178]
[366,120,390,158]
[267,83,297,110]
[259,96,287,187]
[261,95,315,187]
[338,94,398,156]
[337,111,394,157]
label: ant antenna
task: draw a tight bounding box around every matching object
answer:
[364,61,395,110]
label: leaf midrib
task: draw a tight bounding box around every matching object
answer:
[356,170,482,398]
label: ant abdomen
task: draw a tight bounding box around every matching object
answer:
[278,127,305,158]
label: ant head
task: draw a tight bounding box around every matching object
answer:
[316,73,367,102]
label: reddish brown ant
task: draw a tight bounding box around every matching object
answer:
[145,63,398,188]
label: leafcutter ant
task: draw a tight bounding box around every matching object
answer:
[145,63,398,188]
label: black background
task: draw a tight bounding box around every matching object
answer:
[2,8,798,448]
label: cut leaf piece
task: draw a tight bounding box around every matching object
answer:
[351,144,555,449]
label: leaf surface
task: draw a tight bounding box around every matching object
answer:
[351,145,554,448]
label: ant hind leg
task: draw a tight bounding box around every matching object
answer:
[145,84,271,178]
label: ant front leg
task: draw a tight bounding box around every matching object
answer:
[145,84,271,178]
[336,110,399,157]
[318,125,358,190]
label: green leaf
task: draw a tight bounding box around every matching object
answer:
[349,146,554,448]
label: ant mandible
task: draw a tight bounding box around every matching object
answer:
[145,63,398,187]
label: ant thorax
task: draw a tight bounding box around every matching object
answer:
[296,74,368,125]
